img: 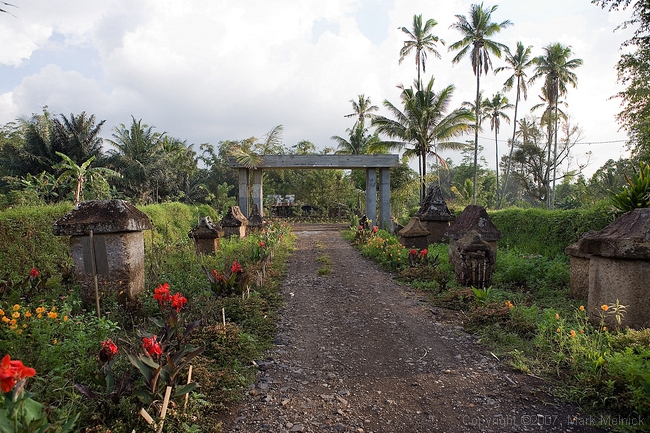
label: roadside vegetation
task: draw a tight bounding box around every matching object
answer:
[346,208,649,431]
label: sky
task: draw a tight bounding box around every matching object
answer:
[0,0,636,177]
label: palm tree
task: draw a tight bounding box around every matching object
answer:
[106,117,166,203]
[482,93,512,197]
[344,95,379,130]
[449,2,512,204]
[331,125,382,155]
[494,41,533,208]
[51,112,106,165]
[372,76,474,202]
[530,42,582,207]
[399,14,445,87]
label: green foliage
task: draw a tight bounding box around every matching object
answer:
[139,202,217,246]
[471,285,494,306]
[490,207,612,257]
[609,160,650,214]
[0,204,73,281]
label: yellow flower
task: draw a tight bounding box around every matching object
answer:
[63,316,68,322]
[37,314,42,319]
[10,319,16,326]
[9,325,17,330]
[11,312,19,319]
[35,307,45,314]
[555,313,560,320]
[16,330,22,335]
[24,311,31,318]
[603,326,607,331]
[53,339,57,345]
[570,330,576,338]
[579,305,585,311]
[601,304,609,311]
[556,328,561,333]
[22,324,27,329]
[47,311,58,319]
[1,316,9,323]
[50,306,56,312]
[12,304,20,311]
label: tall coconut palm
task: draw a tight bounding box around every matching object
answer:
[494,41,533,208]
[51,112,106,165]
[344,95,379,130]
[530,42,582,208]
[399,14,445,87]
[483,93,512,197]
[449,2,512,204]
[372,76,474,202]
[331,125,382,155]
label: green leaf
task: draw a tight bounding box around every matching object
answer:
[173,382,198,398]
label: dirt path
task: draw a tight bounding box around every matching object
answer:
[221,228,604,432]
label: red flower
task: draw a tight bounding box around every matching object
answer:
[372,226,378,233]
[29,268,39,279]
[259,241,265,248]
[213,270,226,282]
[420,249,428,256]
[170,292,187,312]
[99,339,118,363]
[409,249,418,256]
[231,261,243,273]
[142,336,162,357]
[358,225,363,231]
[0,354,36,393]
[153,283,171,307]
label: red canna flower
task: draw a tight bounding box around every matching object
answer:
[29,268,39,279]
[409,249,418,256]
[372,226,378,233]
[358,225,363,231]
[153,283,171,307]
[142,336,162,357]
[170,292,187,312]
[259,241,265,248]
[420,249,428,256]
[99,339,118,363]
[0,354,36,393]
[231,261,243,273]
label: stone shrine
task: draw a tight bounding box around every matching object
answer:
[414,185,455,244]
[220,206,248,238]
[52,200,152,306]
[565,208,650,329]
[188,216,224,255]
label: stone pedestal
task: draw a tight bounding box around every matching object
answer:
[189,216,224,255]
[564,233,596,300]
[398,217,431,250]
[414,185,455,244]
[566,208,650,329]
[449,230,496,289]
[221,206,248,238]
[52,200,152,306]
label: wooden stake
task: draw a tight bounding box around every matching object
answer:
[139,408,154,425]
[157,386,172,433]
[183,365,194,412]
[222,308,226,327]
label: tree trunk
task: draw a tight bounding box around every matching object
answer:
[498,79,520,209]
[551,95,559,209]
[473,71,481,204]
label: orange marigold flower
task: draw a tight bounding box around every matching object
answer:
[570,330,576,338]
[36,314,42,319]
[9,325,16,330]
[9,319,16,326]
[0,310,4,316]
[579,305,585,311]
[601,304,609,311]
[555,313,559,320]
[53,339,57,345]
[24,311,31,318]
[602,326,607,331]
[63,316,68,322]
[47,312,57,319]
[1,317,9,323]
[12,305,20,311]
[35,307,45,314]
[556,328,561,333]
[11,312,19,319]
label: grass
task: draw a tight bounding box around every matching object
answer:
[316,242,332,276]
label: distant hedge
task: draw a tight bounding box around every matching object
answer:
[0,202,218,279]
[489,208,613,257]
